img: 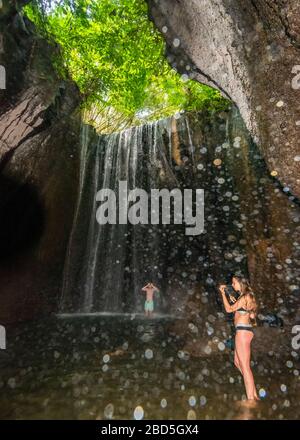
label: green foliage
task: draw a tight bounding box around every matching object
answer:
[24,0,230,132]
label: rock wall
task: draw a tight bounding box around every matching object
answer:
[146,0,300,199]
[0,1,81,323]
[167,109,300,318]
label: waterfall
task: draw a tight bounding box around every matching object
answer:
[60,114,200,314]
[60,113,258,315]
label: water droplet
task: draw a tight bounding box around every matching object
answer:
[7,378,16,389]
[160,398,167,408]
[104,403,114,419]
[218,342,225,351]
[103,354,110,363]
[188,395,197,407]
[145,349,153,359]
[259,388,267,398]
[173,38,180,47]
[134,405,144,420]
[213,158,222,166]
[187,409,196,419]
[200,395,207,406]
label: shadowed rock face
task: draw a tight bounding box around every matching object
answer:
[146,0,300,198]
[0,1,81,167]
[0,1,81,323]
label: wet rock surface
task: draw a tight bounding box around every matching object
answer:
[0,1,81,323]
[0,316,298,419]
[147,0,300,198]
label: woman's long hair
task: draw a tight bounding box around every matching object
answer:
[234,276,258,326]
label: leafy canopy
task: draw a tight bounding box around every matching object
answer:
[25,0,229,132]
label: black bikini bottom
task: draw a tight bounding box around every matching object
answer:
[235,325,254,333]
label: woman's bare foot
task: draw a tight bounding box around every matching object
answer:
[242,399,258,408]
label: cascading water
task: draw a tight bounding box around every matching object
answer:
[59,108,300,319]
[60,114,206,315]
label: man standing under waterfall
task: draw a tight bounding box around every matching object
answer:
[141,282,159,317]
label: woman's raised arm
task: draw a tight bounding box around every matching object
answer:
[219,286,245,313]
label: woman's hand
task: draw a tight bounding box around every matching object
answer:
[229,294,237,303]
[219,284,226,295]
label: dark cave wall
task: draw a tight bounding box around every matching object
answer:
[0,1,81,323]
[0,124,80,324]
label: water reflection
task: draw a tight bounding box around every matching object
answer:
[0,316,299,420]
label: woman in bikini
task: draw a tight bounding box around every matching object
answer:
[219,276,259,401]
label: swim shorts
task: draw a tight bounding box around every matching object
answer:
[144,300,154,312]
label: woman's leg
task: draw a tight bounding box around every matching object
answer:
[234,348,242,374]
[235,330,257,400]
